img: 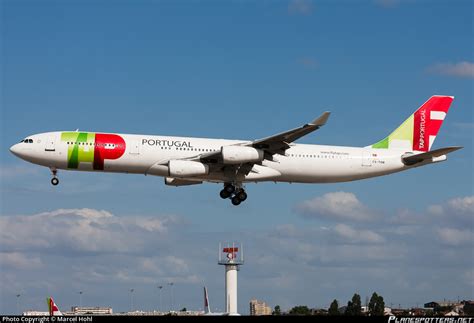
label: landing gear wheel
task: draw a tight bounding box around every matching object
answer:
[51,177,59,186]
[224,184,235,194]
[220,189,231,199]
[236,190,247,202]
[231,196,241,206]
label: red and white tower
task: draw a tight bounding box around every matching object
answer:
[218,242,244,315]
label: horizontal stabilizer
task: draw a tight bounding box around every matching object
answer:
[402,146,462,166]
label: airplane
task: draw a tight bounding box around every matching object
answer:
[9,95,462,206]
[47,297,63,316]
[203,287,227,316]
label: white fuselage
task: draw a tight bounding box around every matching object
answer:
[9,131,426,185]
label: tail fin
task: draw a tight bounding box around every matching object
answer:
[47,297,63,316]
[370,96,454,152]
[204,287,211,314]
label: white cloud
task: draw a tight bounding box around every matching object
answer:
[0,208,181,254]
[427,61,474,78]
[0,252,42,269]
[37,208,113,219]
[164,256,190,274]
[427,196,473,227]
[288,0,313,15]
[272,224,301,238]
[108,255,198,284]
[390,208,426,225]
[437,228,473,246]
[427,205,444,216]
[447,196,474,214]
[334,224,385,244]
[1,195,473,313]
[296,191,376,221]
[140,258,164,275]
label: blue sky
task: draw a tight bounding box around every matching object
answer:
[1,0,473,315]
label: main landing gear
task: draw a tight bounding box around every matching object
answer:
[220,183,247,206]
[50,168,59,186]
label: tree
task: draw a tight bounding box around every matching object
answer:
[345,293,362,316]
[328,299,339,315]
[464,303,474,316]
[272,305,281,315]
[368,292,385,316]
[289,305,311,315]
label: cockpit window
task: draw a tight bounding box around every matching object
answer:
[29,139,33,143]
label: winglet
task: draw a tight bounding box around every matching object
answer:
[310,111,331,126]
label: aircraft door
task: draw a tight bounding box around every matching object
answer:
[45,136,56,152]
[130,140,140,155]
[361,150,372,167]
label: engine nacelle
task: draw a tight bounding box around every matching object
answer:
[221,146,264,164]
[165,177,203,186]
[168,160,209,177]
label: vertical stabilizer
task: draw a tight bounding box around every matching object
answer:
[370,96,454,152]
[47,297,63,316]
[204,287,211,314]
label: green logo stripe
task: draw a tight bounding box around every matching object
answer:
[61,132,95,169]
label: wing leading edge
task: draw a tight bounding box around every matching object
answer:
[251,111,331,155]
[155,111,330,183]
[190,111,330,164]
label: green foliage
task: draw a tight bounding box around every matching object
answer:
[368,292,385,316]
[289,305,312,315]
[434,305,452,314]
[425,310,434,316]
[328,299,339,315]
[272,305,281,315]
[464,303,474,316]
[345,293,362,316]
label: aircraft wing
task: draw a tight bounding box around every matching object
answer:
[250,111,330,155]
[402,146,463,166]
[159,111,330,181]
[189,111,330,164]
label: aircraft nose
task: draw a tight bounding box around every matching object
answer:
[9,143,20,156]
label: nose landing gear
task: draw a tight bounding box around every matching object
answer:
[220,183,247,206]
[50,168,59,186]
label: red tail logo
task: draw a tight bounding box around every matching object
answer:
[413,96,453,152]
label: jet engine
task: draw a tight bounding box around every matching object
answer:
[221,146,264,164]
[164,177,203,186]
[168,160,209,177]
